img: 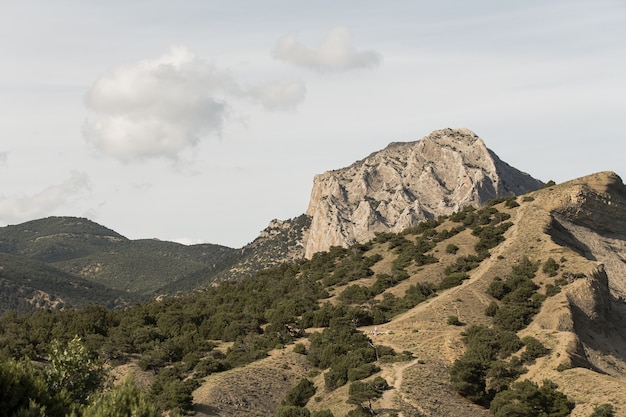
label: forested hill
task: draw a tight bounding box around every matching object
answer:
[0,216,239,311]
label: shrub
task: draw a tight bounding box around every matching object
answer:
[447,315,462,326]
[82,376,158,417]
[293,343,306,355]
[311,410,334,417]
[445,243,459,254]
[542,258,560,277]
[505,198,520,208]
[545,284,560,297]
[590,404,615,417]
[439,273,469,290]
[520,336,549,363]
[487,278,509,300]
[446,243,459,255]
[347,363,380,381]
[484,302,499,317]
[490,379,574,417]
[284,379,316,407]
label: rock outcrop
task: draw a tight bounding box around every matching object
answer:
[304,128,543,258]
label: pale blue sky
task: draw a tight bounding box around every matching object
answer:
[1,1,624,247]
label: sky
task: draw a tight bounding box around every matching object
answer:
[1,1,625,248]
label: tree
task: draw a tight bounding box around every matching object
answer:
[489,379,574,417]
[45,336,106,406]
[82,376,159,417]
[284,379,316,407]
[0,359,62,417]
[450,355,489,404]
[347,378,387,415]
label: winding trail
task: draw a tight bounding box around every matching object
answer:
[377,357,420,415]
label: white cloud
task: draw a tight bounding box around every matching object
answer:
[84,46,305,161]
[240,80,306,110]
[273,26,382,72]
[0,152,7,166]
[84,46,228,161]
[0,172,91,224]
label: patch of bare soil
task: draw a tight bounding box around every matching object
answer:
[192,347,312,417]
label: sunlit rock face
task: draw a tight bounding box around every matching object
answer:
[304,128,543,258]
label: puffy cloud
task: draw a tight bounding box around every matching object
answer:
[84,46,305,161]
[240,80,306,110]
[0,172,91,224]
[84,47,227,161]
[273,26,382,72]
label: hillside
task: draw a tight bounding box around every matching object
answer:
[0,217,238,310]
[2,171,623,417]
[189,171,626,417]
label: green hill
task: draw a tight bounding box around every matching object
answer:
[0,253,133,313]
[0,216,239,307]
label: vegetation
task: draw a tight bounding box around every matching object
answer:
[0,199,541,416]
[450,256,572,413]
[589,404,615,417]
[489,379,574,417]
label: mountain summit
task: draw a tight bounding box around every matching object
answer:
[304,128,543,257]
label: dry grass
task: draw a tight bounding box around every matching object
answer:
[157,172,626,417]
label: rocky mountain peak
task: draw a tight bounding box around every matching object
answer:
[304,128,543,258]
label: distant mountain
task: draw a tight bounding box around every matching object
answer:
[0,217,238,311]
[0,253,132,312]
[304,128,544,257]
[0,128,549,309]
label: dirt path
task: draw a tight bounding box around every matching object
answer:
[377,358,420,415]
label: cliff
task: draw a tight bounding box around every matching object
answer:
[304,128,543,257]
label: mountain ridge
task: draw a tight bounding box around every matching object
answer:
[1,170,625,416]
[304,128,543,257]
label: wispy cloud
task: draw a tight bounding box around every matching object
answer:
[0,172,91,224]
[273,26,382,72]
[83,46,305,162]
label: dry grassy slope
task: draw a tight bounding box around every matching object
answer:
[357,171,626,417]
[192,347,313,417]
[190,171,626,417]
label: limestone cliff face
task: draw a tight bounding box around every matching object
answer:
[304,128,543,258]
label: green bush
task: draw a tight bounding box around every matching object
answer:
[542,258,560,277]
[439,273,469,290]
[490,379,574,417]
[590,404,615,417]
[82,376,158,417]
[520,336,549,363]
[484,302,499,317]
[347,363,380,381]
[293,343,306,355]
[284,379,316,407]
[311,410,334,417]
[445,244,459,254]
[545,284,561,297]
